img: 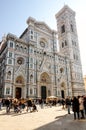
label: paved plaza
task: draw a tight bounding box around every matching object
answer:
[0,105,86,130]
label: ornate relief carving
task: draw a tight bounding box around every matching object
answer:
[15,65,26,80]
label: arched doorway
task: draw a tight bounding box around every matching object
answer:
[15,76,24,99]
[40,72,50,99]
[15,87,22,99]
[61,90,65,98]
[41,86,46,99]
[61,82,65,98]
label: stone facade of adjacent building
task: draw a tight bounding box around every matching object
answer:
[83,76,86,92]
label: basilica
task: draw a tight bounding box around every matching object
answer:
[0,5,85,99]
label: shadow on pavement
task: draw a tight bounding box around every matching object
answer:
[35,113,86,130]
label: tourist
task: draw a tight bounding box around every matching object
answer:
[61,98,65,109]
[72,96,80,120]
[5,97,10,113]
[79,96,85,119]
[26,99,32,112]
[31,102,38,112]
[65,97,71,114]
[83,96,86,115]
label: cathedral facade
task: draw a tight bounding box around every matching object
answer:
[0,5,85,99]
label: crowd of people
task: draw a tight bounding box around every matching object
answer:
[0,97,38,113]
[0,97,58,114]
[59,95,86,120]
[0,95,86,120]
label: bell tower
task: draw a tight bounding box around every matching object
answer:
[55,5,85,96]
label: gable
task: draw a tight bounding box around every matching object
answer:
[35,22,52,33]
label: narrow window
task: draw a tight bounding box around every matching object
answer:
[71,24,73,32]
[30,89,33,95]
[31,35,33,39]
[72,40,74,45]
[6,88,10,95]
[10,42,13,48]
[73,54,75,59]
[65,40,67,46]
[31,30,33,34]
[8,59,12,64]
[9,52,12,57]
[62,42,64,48]
[61,25,65,33]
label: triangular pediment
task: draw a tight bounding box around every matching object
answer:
[15,65,25,76]
[35,22,52,33]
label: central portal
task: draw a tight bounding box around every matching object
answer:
[61,90,64,98]
[15,87,22,99]
[41,86,46,99]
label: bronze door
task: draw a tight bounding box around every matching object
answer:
[41,86,46,99]
[15,87,21,99]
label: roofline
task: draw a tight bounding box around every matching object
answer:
[55,5,75,18]
[19,28,28,38]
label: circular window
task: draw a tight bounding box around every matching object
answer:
[40,41,45,48]
[17,59,22,65]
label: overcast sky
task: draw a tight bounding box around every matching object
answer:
[0,0,86,76]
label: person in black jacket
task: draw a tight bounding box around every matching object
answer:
[72,96,80,120]
[61,98,65,109]
[32,102,38,112]
[26,99,32,112]
[5,97,10,113]
[65,97,71,114]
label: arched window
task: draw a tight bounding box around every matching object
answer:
[20,46,23,51]
[65,40,67,46]
[30,74,33,82]
[62,42,64,48]
[30,89,33,95]
[73,54,75,59]
[60,68,64,73]
[6,88,10,95]
[24,47,27,52]
[70,24,73,32]
[7,71,11,79]
[10,42,13,48]
[8,71,11,75]
[16,44,19,50]
[61,25,65,33]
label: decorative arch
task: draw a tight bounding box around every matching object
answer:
[30,74,33,82]
[15,76,24,84]
[61,82,65,88]
[41,37,47,42]
[40,72,50,83]
[61,82,66,98]
[7,71,11,79]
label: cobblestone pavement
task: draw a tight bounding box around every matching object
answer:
[0,105,86,130]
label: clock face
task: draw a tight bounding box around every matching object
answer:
[40,41,45,48]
